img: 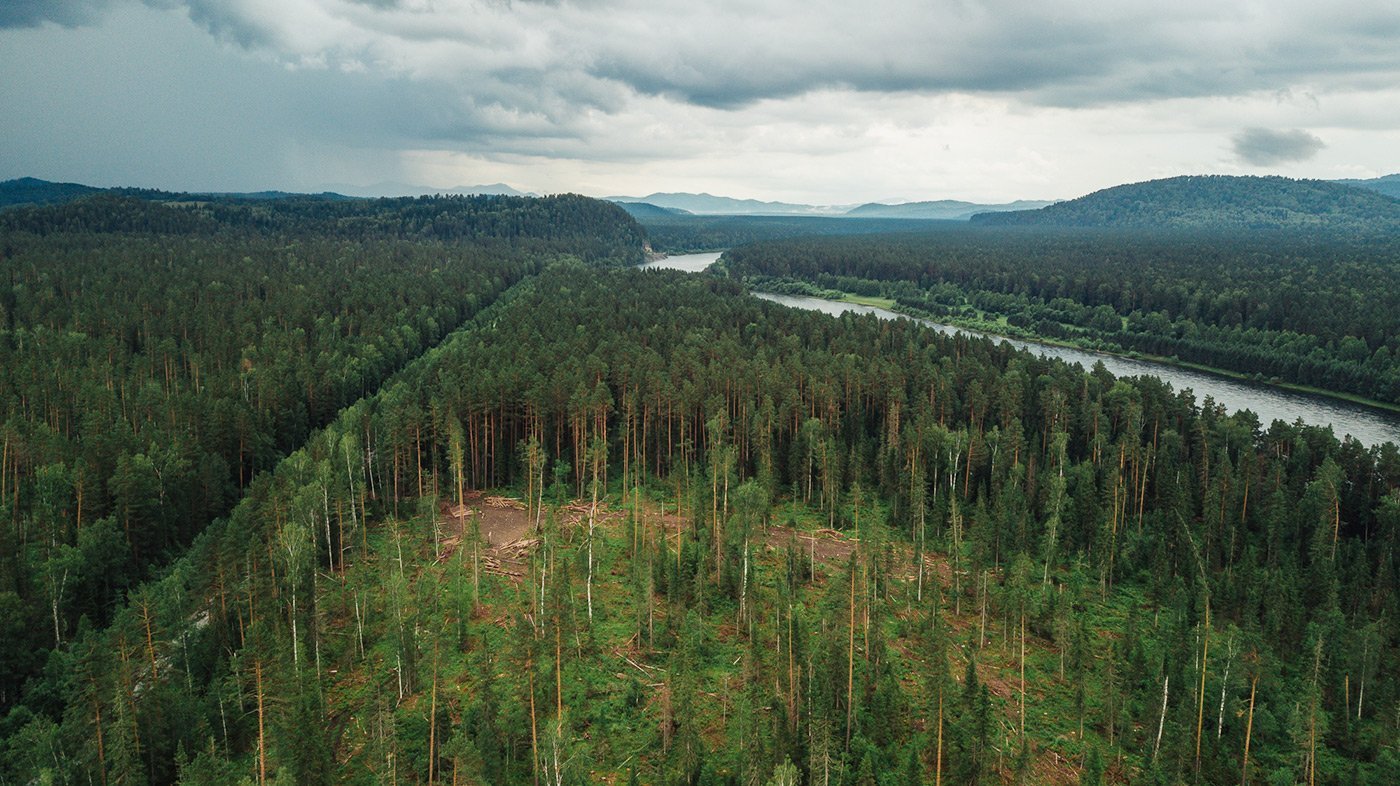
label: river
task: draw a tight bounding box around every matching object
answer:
[638,252,1400,448]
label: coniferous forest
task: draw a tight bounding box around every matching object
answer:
[721,229,1400,406]
[2,193,1399,786]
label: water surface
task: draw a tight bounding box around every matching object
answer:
[638,251,723,273]
[643,253,1400,447]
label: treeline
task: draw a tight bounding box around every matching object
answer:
[638,214,958,253]
[723,229,1400,404]
[7,266,1396,784]
[0,192,645,261]
[0,194,643,709]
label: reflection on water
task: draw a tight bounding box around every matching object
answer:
[642,253,1400,448]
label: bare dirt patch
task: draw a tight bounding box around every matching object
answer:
[439,494,534,545]
[436,494,536,578]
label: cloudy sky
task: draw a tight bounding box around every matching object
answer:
[2,0,1398,203]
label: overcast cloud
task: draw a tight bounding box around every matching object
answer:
[1233,128,1327,166]
[2,0,1398,202]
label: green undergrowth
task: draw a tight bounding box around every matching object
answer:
[302,483,1247,785]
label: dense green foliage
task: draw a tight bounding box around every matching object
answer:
[0,194,642,709]
[972,175,1400,232]
[0,192,645,260]
[6,263,1397,785]
[638,214,959,253]
[3,188,1399,786]
[723,229,1400,405]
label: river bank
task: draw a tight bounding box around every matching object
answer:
[641,252,1400,447]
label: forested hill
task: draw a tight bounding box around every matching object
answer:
[1335,174,1400,199]
[0,192,645,263]
[615,201,692,218]
[971,175,1400,231]
[0,177,102,207]
[0,192,642,725]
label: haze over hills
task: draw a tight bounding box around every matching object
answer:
[613,201,692,218]
[846,198,1055,220]
[191,190,357,201]
[4,178,1060,220]
[0,178,540,210]
[0,177,352,208]
[607,191,1063,219]
[1335,173,1400,199]
[607,191,852,215]
[10,175,1400,229]
[322,181,536,198]
[971,174,1400,230]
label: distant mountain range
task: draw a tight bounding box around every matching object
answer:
[846,199,1054,220]
[8,175,1400,230]
[607,191,1057,219]
[607,192,852,215]
[971,175,1400,231]
[0,179,1048,221]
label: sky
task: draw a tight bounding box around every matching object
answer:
[2,0,1399,204]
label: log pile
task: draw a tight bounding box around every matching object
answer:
[481,556,524,579]
[495,537,539,560]
[484,495,525,509]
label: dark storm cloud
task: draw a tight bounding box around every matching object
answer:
[0,0,110,28]
[10,1,1400,115]
[4,0,1398,200]
[0,3,636,190]
[130,0,1400,119]
[1232,128,1326,166]
[572,2,1400,110]
[587,8,1145,109]
[183,0,281,47]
